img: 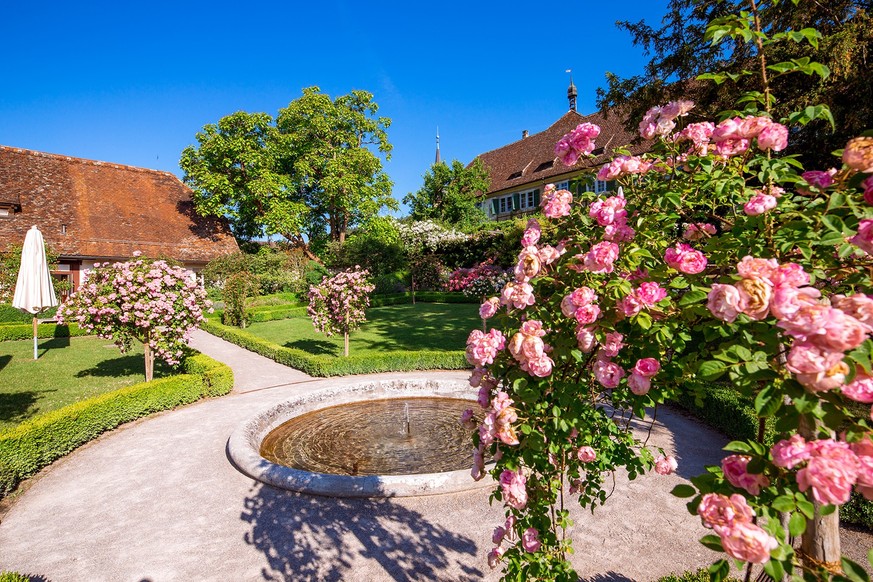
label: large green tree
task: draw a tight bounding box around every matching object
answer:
[403,158,490,230]
[179,87,396,256]
[597,0,872,167]
[276,87,396,245]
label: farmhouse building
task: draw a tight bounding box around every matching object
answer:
[0,145,239,295]
[472,82,649,220]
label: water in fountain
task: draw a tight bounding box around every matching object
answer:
[260,397,480,476]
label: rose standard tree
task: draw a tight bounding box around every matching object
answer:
[58,255,212,382]
[308,267,375,357]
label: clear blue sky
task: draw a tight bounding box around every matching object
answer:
[1,1,668,216]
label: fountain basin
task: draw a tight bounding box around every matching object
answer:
[228,378,494,498]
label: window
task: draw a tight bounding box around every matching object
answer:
[554,180,569,191]
[585,180,610,194]
[518,188,537,210]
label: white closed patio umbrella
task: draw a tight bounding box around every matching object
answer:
[12,225,58,359]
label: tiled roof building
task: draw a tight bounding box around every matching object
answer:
[0,145,239,293]
[472,86,649,220]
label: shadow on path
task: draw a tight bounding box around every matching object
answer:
[580,572,635,582]
[241,483,484,581]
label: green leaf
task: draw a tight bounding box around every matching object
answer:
[764,558,785,581]
[789,511,807,536]
[867,548,873,569]
[679,289,708,306]
[771,495,796,512]
[635,311,652,330]
[698,360,728,381]
[671,484,697,498]
[822,214,847,234]
[724,441,753,453]
[700,534,725,552]
[755,385,782,417]
[708,559,730,582]
[841,557,871,582]
[796,498,815,519]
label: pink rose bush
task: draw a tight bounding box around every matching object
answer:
[307,267,375,357]
[555,122,600,166]
[58,257,211,380]
[468,34,873,577]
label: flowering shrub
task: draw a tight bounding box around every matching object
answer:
[307,267,375,357]
[469,9,873,580]
[222,272,259,328]
[446,260,512,300]
[57,255,211,381]
[394,219,468,252]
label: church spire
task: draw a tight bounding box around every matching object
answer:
[435,127,441,165]
[566,69,578,112]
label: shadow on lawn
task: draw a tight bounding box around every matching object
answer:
[0,354,10,372]
[75,354,170,379]
[355,304,479,353]
[0,390,43,424]
[240,482,484,581]
[284,338,338,356]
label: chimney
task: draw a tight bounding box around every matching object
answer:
[522,130,529,139]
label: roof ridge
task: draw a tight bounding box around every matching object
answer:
[473,110,587,160]
[0,144,177,179]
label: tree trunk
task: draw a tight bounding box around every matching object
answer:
[797,415,842,575]
[343,312,349,357]
[144,341,154,382]
[283,234,321,263]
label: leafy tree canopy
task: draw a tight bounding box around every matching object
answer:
[179,87,397,257]
[403,158,491,231]
[597,0,873,167]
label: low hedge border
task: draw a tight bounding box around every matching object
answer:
[671,385,872,531]
[0,352,233,499]
[201,319,467,377]
[0,322,86,342]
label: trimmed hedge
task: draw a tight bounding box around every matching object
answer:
[672,385,872,531]
[201,319,467,377]
[369,291,476,307]
[0,322,86,342]
[657,569,740,582]
[0,573,30,582]
[0,353,232,498]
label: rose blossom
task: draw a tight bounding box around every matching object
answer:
[541,184,573,218]
[736,256,778,280]
[561,287,597,317]
[492,526,506,545]
[600,332,624,358]
[843,136,873,173]
[487,546,504,569]
[797,439,860,505]
[722,454,770,495]
[654,455,678,475]
[499,469,528,509]
[524,354,555,378]
[576,325,597,352]
[718,522,779,564]
[479,297,500,319]
[594,357,625,388]
[577,446,596,463]
[520,218,541,247]
[627,372,651,395]
[850,219,873,255]
[635,282,667,307]
[514,247,541,281]
[617,294,642,318]
[737,116,772,139]
[538,244,563,265]
[843,371,873,403]
[465,328,506,367]
[583,241,620,274]
[799,169,837,194]
[864,175,873,205]
[500,280,536,310]
[683,222,717,240]
[784,341,845,375]
[460,408,476,430]
[707,284,742,322]
[832,293,873,326]
[743,193,778,216]
[771,434,811,468]
[735,277,772,320]
[522,528,541,553]
[633,358,661,377]
[698,493,755,529]
[664,243,707,274]
[756,122,789,151]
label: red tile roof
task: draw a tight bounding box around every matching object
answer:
[474,108,650,195]
[0,146,239,263]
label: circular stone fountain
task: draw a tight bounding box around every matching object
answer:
[228,378,493,497]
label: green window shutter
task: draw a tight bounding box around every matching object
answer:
[513,193,520,210]
[490,198,499,215]
[533,189,540,207]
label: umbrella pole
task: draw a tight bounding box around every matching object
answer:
[32,316,38,360]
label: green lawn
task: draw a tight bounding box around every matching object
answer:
[245,303,482,357]
[0,336,170,431]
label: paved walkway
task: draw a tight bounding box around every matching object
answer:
[0,331,867,581]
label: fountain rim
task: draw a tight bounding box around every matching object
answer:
[227,377,495,498]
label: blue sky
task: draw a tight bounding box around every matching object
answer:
[1,1,668,215]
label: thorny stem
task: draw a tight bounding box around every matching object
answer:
[749,0,771,116]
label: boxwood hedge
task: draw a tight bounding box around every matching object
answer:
[201,320,467,377]
[0,353,232,498]
[0,322,86,342]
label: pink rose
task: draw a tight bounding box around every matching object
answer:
[797,439,860,505]
[698,493,755,529]
[521,218,541,247]
[617,294,642,318]
[500,280,536,310]
[832,293,873,326]
[712,117,741,142]
[627,372,651,395]
[743,193,778,216]
[722,454,770,495]
[633,358,661,377]
[756,122,789,151]
[537,244,563,265]
[499,469,528,510]
[842,136,873,173]
[460,408,476,430]
[479,297,500,319]
[577,446,596,463]
[487,546,505,569]
[769,284,820,320]
[735,277,772,320]
[843,371,873,403]
[541,185,573,218]
[664,243,707,274]
[707,284,742,322]
[717,522,779,564]
[492,526,506,545]
[583,241,620,274]
[864,175,873,205]
[737,116,772,139]
[521,528,541,553]
[636,282,667,307]
[771,434,810,469]
[524,354,554,378]
[574,303,602,325]
[594,358,625,388]
[576,325,597,352]
[850,219,873,255]
[654,455,678,475]
[600,331,624,358]
[785,341,844,375]
[799,169,837,194]
[514,247,542,281]
[715,138,750,157]
[465,328,506,367]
